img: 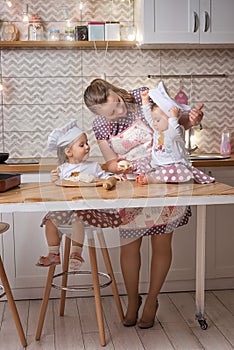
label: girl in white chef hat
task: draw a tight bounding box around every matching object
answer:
[137,82,215,185]
[37,119,123,270]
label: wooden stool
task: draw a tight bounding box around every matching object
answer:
[35,226,124,346]
[0,222,27,347]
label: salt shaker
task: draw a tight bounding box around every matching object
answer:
[220,131,231,156]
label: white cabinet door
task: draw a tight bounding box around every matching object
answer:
[135,0,234,44]
[135,0,200,44]
[200,0,234,43]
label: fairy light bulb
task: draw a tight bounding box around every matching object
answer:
[22,4,29,22]
[0,83,3,92]
[79,1,83,10]
[63,7,68,20]
[5,0,12,7]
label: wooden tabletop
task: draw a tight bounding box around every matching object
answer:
[0,155,234,174]
[1,180,234,213]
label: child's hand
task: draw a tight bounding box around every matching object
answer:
[141,89,149,105]
[50,167,60,182]
[169,106,180,118]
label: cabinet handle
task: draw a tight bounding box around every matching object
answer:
[203,11,210,32]
[193,11,199,32]
[208,170,213,177]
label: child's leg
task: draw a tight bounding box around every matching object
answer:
[69,220,85,270]
[37,219,61,266]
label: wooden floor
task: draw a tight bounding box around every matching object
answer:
[1,290,234,349]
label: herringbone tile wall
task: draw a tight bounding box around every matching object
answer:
[0,1,234,158]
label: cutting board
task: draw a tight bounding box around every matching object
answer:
[55,178,104,187]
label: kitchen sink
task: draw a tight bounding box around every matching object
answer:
[189,154,231,161]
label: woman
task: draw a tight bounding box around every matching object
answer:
[83,78,203,329]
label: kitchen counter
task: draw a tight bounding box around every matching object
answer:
[0,157,105,173]
[0,154,234,173]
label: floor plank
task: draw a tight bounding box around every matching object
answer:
[1,290,234,349]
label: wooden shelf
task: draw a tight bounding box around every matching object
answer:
[0,40,137,49]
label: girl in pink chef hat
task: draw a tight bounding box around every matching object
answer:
[137,82,215,185]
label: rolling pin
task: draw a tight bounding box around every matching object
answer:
[103,176,117,190]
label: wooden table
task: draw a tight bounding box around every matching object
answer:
[1,180,234,329]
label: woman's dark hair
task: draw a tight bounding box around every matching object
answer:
[84,79,136,114]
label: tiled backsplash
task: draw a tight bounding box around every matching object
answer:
[0,1,234,158]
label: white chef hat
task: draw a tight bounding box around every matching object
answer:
[47,119,84,151]
[149,81,191,117]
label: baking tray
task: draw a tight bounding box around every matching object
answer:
[0,173,21,192]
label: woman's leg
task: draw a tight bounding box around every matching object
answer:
[120,237,142,323]
[140,232,173,324]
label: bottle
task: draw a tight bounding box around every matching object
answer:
[28,14,44,41]
[220,131,231,156]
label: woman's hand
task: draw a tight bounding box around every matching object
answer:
[189,103,204,126]
[50,168,59,182]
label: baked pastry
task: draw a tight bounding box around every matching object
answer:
[103,176,117,190]
[117,160,132,171]
[67,172,95,183]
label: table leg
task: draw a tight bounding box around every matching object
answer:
[195,204,208,330]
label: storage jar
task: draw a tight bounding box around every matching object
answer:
[88,22,105,41]
[63,29,75,41]
[48,29,60,41]
[105,22,120,41]
[28,14,44,41]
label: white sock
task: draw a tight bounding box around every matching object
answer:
[49,245,60,255]
[71,246,83,256]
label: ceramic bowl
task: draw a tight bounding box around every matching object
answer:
[0,153,9,163]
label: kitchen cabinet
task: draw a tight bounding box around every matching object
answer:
[134,0,234,45]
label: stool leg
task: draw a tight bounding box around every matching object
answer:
[97,229,124,322]
[35,265,56,340]
[60,235,71,316]
[87,230,106,346]
[0,257,27,347]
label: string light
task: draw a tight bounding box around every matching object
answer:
[79,1,83,11]
[5,0,12,7]
[62,7,70,27]
[22,3,29,22]
[0,83,3,92]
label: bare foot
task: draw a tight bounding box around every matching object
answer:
[136,174,148,185]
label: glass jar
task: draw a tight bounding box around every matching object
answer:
[63,29,75,41]
[28,14,44,41]
[220,131,231,156]
[48,29,60,41]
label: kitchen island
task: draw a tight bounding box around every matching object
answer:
[1,179,234,329]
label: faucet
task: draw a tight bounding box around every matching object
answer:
[186,128,198,155]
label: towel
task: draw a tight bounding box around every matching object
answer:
[149,81,191,117]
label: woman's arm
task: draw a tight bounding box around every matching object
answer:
[98,140,123,174]
[180,103,204,130]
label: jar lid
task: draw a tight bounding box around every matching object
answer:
[29,14,42,23]
[88,22,105,25]
[49,29,60,33]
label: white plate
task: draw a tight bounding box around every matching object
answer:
[126,174,137,181]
